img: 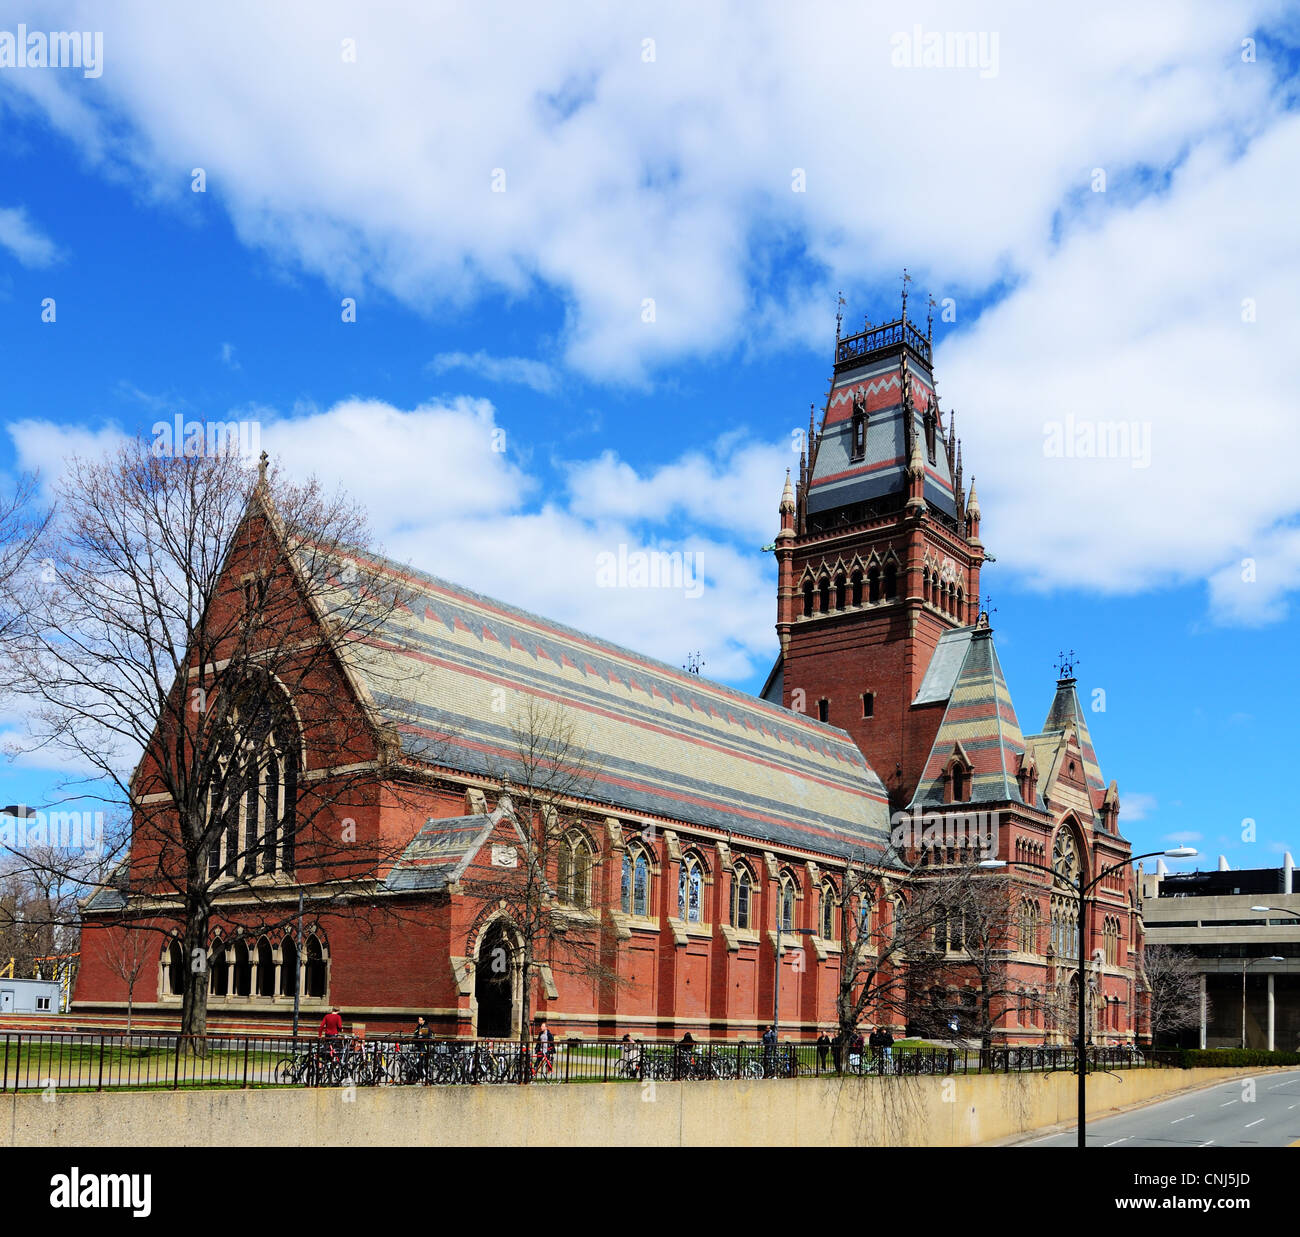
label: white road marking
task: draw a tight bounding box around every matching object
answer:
[1170,1114,1194,1124]
[1244,1119,1265,1128]
[1267,1082,1293,1090]
[1220,1100,1237,1107]
[1200,1140,1214,1147]
[1105,1137,1131,1146]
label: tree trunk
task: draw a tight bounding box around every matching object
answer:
[518,957,532,1085]
[179,889,211,1045]
[125,978,134,1037]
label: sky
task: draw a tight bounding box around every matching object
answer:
[1,1,1298,876]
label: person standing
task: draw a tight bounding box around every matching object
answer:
[535,1018,555,1077]
[816,1031,831,1072]
[761,1024,777,1077]
[880,1025,894,1069]
[318,1007,343,1037]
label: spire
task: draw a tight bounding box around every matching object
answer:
[257,450,269,487]
[779,469,796,515]
[967,477,981,520]
[907,433,925,480]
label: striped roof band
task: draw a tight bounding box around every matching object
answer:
[323,551,892,860]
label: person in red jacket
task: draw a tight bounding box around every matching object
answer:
[318,1007,344,1038]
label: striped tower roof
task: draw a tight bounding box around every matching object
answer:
[1025,677,1108,818]
[807,320,958,521]
[909,626,1042,809]
[319,550,892,860]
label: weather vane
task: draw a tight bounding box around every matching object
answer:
[835,290,845,339]
[683,651,705,676]
[1055,649,1079,678]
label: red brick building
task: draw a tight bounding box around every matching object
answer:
[72,293,1143,1044]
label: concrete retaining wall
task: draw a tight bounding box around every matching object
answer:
[0,1067,1260,1147]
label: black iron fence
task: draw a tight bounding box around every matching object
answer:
[1,1030,1165,1092]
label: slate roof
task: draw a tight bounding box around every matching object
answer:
[1024,677,1108,818]
[383,814,498,892]
[82,858,129,912]
[910,626,1044,810]
[808,352,958,520]
[315,551,892,860]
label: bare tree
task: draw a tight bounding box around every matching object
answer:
[98,917,162,1034]
[1140,944,1205,1046]
[457,694,622,1079]
[833,845,954,1052]
[8,440,422,1038]
[0,471,50,695]
[915,868,1054,1050]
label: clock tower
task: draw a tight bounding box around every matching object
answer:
[766,282,986,809]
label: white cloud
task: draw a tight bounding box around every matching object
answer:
[219,342,241,371]
[7,0,1300,618]
[427,351,558,394]
[0,205,60,267]
[1122,792,1158,822]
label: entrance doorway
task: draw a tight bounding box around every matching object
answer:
[475,923,516,1039]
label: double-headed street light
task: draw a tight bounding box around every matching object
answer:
[981,844,1198,1148]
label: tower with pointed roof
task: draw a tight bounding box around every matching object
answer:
[765,282,986,808]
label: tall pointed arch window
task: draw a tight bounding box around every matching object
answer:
[820,879,838,940]
[730,862,753,929]
[677,852,705,924]
[779,871,797,932]
[557,831,595,909]
[205,671,299,881]
[621,844,652,917]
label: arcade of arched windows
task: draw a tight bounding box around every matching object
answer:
[1014,837,1046,868]
[921,558,967,621]
[799,552,901,618]
[160,929,329,1002]
[1102,915,1121,966]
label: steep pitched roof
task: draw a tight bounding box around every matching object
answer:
[807,348,958,521]
[383,812,501,892]
[909,627,1042,809]
[316,551,892,860]
[1025,676,1108,818]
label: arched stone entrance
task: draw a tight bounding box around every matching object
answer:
[474,922,518,1039]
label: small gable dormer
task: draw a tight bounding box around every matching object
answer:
[1101,780,1120,834]
[1016,750,1039,807]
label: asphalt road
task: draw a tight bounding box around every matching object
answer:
[1023,1069,1300,1147]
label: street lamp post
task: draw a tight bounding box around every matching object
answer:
[773,924,815,1035]
[982,845,1197,1148]
[1240,955,1285,1050]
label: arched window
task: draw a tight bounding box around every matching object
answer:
[621,845,652,917]
[867,565,880,603]
[205,671,299,880]
[820,880,837,940]
[304,933,328,998]
[883,561,898,601]
[851,402,867,461]
[779,872,797,932]
[946,907,964,952]
[232,939,252,997]
[922,566,931,604]
[677,852,705,924]
[802,579,814,618]
[818,575,830,614]
[256,937,276,997]
[834,571,846,610]
[850,569,863,607]
[209,939,229,997]
[280,936,298,997]
[165,940,184,997]
[557,831,594,909]
[955,587,963,621]
[730,863,753,929]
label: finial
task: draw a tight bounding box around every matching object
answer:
[836,290,845,341]
[927,293,936,343]
[1054,650,1079,679]
[907,432,925,480]
[967,476,980,519]
[780,469,796,515]
[900,267,912,324]
[257,451,268,486]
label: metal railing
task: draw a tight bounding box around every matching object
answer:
[0,1031,1162,1092]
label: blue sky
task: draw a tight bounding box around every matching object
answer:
[2,2,1299,875]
